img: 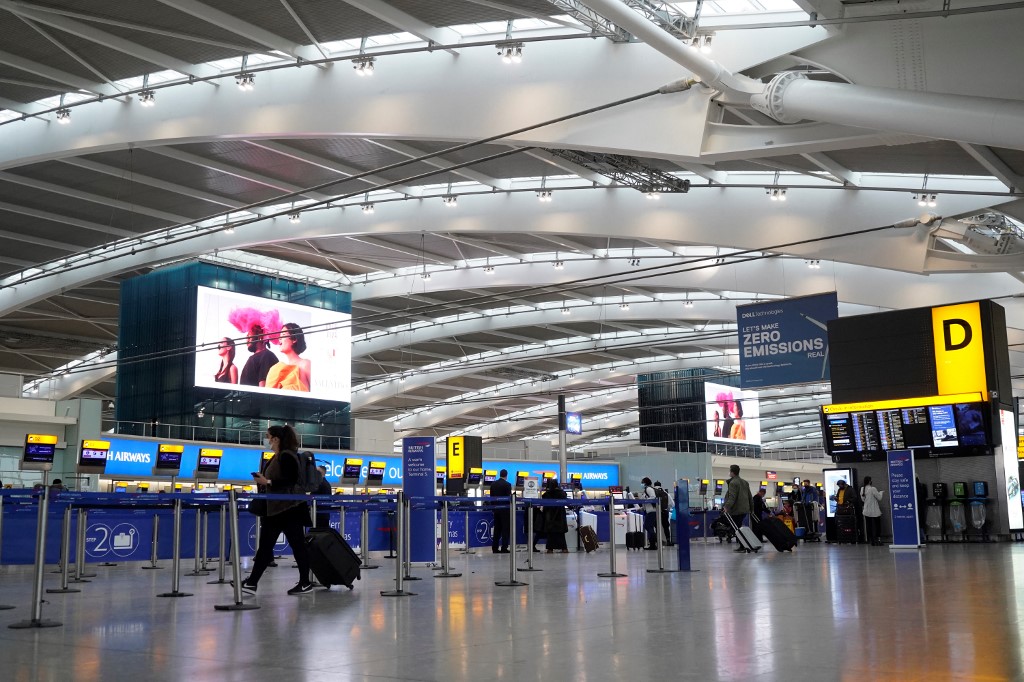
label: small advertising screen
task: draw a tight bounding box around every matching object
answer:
[341,458,362,483]
[824,468,854,518]
[367,461,386,486]
[928,405,958,447]
[699,480,709,495]
[714,480,724,495]
[194,286,352,402]
[78,439,110,466]
[435,467,446,483]
[197,448,223,473]
[542,471,556,484]
[705,381,761,445]
[566,412,583,435]
[467,467,483,485]
[23,434,58,464]
[515,471,529,488]
[999,409,1023,530]
[156,444,184,470]
[483,470,498,486]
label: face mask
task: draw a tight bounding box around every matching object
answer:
[264,437,272,448]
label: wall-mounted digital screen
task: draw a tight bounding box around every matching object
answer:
[367,461,385,486]
[822,398,992,461]
[824,468,854,518]
[194,286,352,401]
[23,434,58,464]
[566,412,583,435]
[197,448,222,472]
[156,444,184,470]
[705,381,761,446]
[999,409,1023,530]
[436,467,446,483]
[78,439,110,466]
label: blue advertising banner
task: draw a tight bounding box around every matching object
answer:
[402,437,436,563]
[887,449,922,548]
[736,292,839,389]
[97,435,619,487]
[675,480,692,571]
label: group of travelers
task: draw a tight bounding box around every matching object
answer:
[489,470,575,553]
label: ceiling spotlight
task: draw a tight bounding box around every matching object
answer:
[561,307,571,315]
[289,213,301,224]
[225,225,235,234]
[684,300,694,308]
[353,56,375,76]
[620,303,630,311]
[399,375,406,383]
[139,89,156,107]
[767,187,786,201]
[420,272,431,281]
[807,259,821,269]
[497,43,523,64]
[235,72,255,91]
[553,260,564,269]
[628,258,641,266]
[442,194,457,207]
[55,107,71,124]
[645,190,660,200]
[362,203,375,214]
[694,34,713,54]
[927,193,937,207]
[536,190,553,203]
[197,409,205,418]
[484,265,495,274]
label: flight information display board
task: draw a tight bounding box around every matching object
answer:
[822,393,992,462]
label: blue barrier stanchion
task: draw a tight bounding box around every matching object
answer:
[675,480,697,573]
[0,494,11,611]
[598,497,626,578]
[9,487,61,628]
[647,496,679,574]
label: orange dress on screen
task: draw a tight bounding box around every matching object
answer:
[265,363,310,392]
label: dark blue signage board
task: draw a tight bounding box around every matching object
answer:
[737,292,839,389]
[402,437,436,563]
[887,449,922,548]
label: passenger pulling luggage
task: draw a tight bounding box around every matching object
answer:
[756,515,798,552]
[724,512,761,553]
[835,514,858,544]
[625,512,645,550]
[305,527,361,589]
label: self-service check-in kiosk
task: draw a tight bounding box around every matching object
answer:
[483,470,497,494]
[435,466,446,495]
[153,444,184,481]
[77,439,110,476]
[515,471,529,491]
[193,448,222,481]
[466,467,483,497]
[22,433,58,474]
[340,458,362,493]
[366,461,385,493]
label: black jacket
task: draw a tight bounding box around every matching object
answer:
[490,477,512,500]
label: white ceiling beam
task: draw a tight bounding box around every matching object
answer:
[365,139,511,190]
[264,242,387,273]
[958,143,1024,192]
[278,0,330,58]
[521,149,613,186]
[0,48,119,96]
[676,162,727,184]
[0,96,47,116]
[345,235,455,265]
[153,0,322,62]
[59,158,269,214]
[0,171,191,223]
[802,152,861,186]
[337,0,461,53]
[0,200,134,237]
[749,158,842,184]
[146,146,333,201]
[244,140,421,197]
[0,2,218,79]
[458,0,588,31]
[438,234,529,261]
[533,234,603,257]
[0,228,81,252]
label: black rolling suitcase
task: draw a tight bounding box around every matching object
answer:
[835,515,857,544]
[305,527,361,589]
[626,512,645,550]
[755,516,798,552]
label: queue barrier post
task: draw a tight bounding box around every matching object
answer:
[208,502,229,584]
[397,497,417,581]
[598,498,626,578]
[380,491,416,596]
[158,497,192,598]
[142,513,162,570]
[360,507,380,569]
[461,509,476,554]
[647,501,679,574]
[434,500,461,578]
[0,494,11,610]
[496,493,527,587]
[215,489,259,611]
[200,510,211,571]
[186,507,210,576]
[46,505,80,594]
[520,499,541,572]
[73,509,96,581]
[9,486,61,628]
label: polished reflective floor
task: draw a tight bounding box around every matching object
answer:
[1,540,1022,681]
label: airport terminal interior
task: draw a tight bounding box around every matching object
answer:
[2,0,1024,679]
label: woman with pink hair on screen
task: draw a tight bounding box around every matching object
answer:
[265,322,311,392]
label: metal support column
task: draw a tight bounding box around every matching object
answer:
[646,503,679,574]
[46,505,80,594]
[142,513,162,570]
[186,508,210,576]
[208,503,229,584]
[73,510,96,581]
[495,493,527,586]
[157,498,192,598]
[9,486,61,628]
[380,491,416,596]
[214,489,259,611]
[434,500,461,578]
[360,507,380,569]
[520,499,541,572]
[402,497,421,580]
[598,499,626,578]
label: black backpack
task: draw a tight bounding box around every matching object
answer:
[655,486,671,511]
[293,450,326,494]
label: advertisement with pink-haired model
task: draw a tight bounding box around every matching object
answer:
[705,381,761,446]
[194,286,351,401]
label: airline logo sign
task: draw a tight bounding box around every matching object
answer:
[932,302,987,397]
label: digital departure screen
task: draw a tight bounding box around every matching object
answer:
[822,397,992,461]
[367,461,385,486]
[156,444,184,470]
[342,459,362,482]
[23,434,58,464]
[78,440,110,466]
[197,448,222,472]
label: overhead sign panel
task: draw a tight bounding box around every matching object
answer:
[931,302,987,397]
[737,292,838,389]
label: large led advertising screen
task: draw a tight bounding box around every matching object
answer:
[704,381,761,446]
[195,286,351,402]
